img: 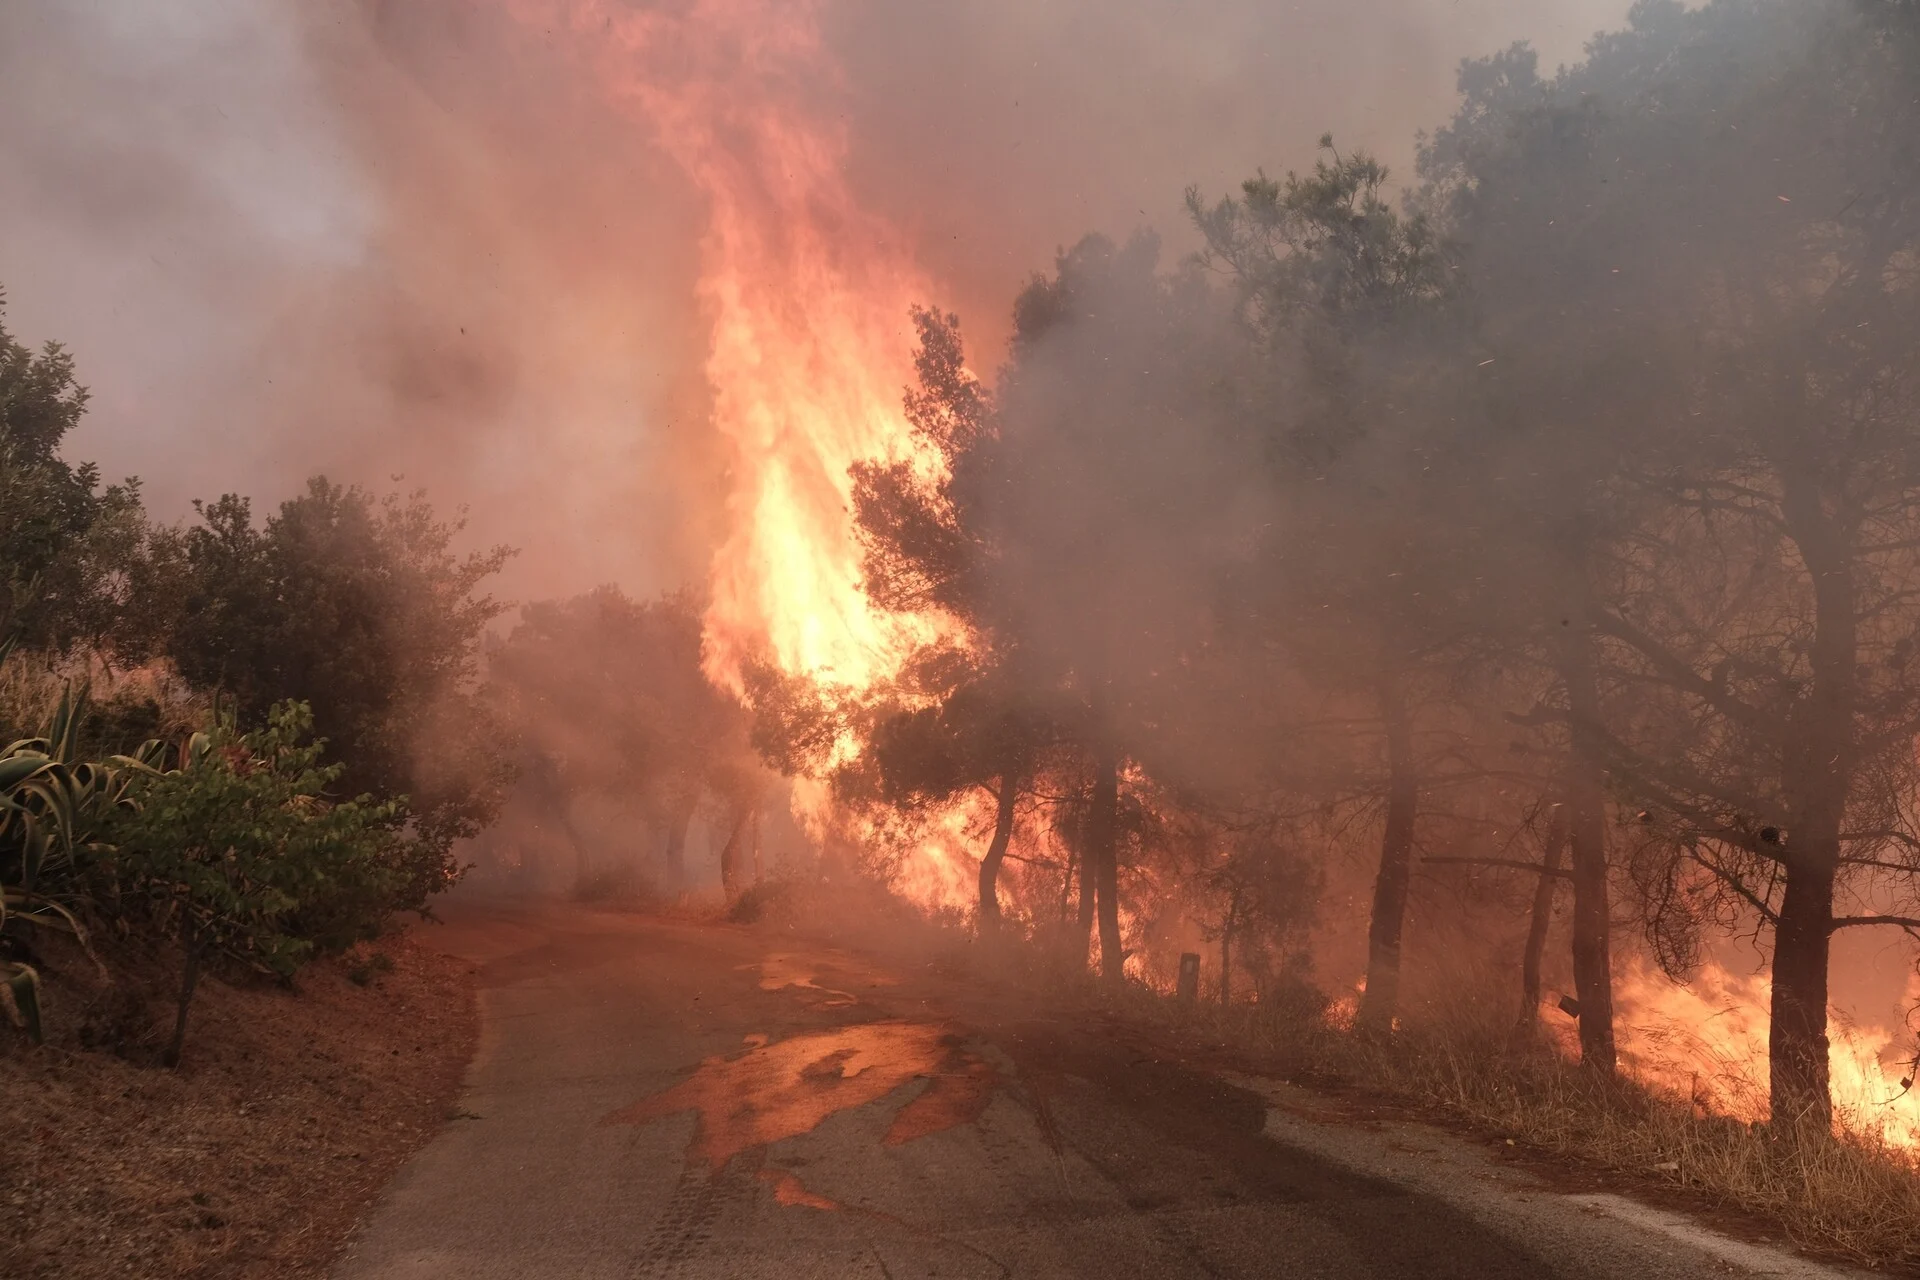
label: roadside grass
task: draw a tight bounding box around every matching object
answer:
[817,909,1920,1271]
[1102,967,1920,1270]
[742,879,1920,1265]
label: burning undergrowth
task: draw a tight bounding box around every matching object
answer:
[27,0,1920,1271]
[461,2,1920,1194]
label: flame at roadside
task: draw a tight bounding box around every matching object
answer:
[790,776,982,911]
[1613,958,1920,1148]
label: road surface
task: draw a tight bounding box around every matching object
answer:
[334,905,1848,1279]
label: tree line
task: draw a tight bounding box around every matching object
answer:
[0,289,512,1062]
[0,275,765,1060]
[766,0,1920,1135]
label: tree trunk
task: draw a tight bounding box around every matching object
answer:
[1059,829,1079,924]
[557,810,590,887]
[1220,887,1240,1006]
[1076,784,1096,944]
[1518,803,1569,1034]
[1562,628,1617,1074]
[165,936,202,1069]
[718,803,752,897]
[750,807,763,885]
[1087,747,1124,984]
[1769,470,1854,1134]
[1769,855,1836,1132]
[977,770,1019,928]
[663,797,695,886]
[1358,677,1417,1035]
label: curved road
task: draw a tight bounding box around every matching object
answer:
[334,905,1848,1279]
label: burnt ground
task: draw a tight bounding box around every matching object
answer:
[1,927,477,1279]
[335,903,1853,1279]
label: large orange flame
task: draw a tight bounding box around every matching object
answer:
[510,0,944,693]
[1614,958,1920,1147]
[503,0,972,909]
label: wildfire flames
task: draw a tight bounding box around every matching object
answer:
[509,0,945,695]
[506,0,975,907]
[1613,959,1920,1147]
[499,6,1920,1143]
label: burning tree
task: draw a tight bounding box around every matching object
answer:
[1189,141,1485,1037]
[849,308,1053,928]
[511,0,1920,1144]
[1424,0,1920,1127]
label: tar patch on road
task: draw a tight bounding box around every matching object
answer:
[603,1019,997,1171]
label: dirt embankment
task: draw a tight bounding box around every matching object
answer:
[1,928,477,1279]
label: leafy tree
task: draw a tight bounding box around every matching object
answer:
[1191,141,1475,1035]
[0,292,155,658]
[850,308,1051,927]
[1404,40,1671,1074]
[981,232,1262,980]
[158,479,514,888]
[1428,0,1920,1129]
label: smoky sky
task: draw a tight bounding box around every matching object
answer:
[0,0,1629,604]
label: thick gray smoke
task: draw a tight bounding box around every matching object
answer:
[0,0,1628,601]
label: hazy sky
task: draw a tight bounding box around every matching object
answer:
[0,0,1631,603]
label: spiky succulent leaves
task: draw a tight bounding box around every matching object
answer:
[0,960,41,1042]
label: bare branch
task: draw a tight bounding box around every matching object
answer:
[1422,855,1571,879]
[1831,915,1920,931]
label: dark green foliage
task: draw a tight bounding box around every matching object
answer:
[0,293,155,657]
[97,703,414,1061]
[99,704,412,970]
[1189,139,1450,338]
[0,678,164,1043]
[159,478,516,887]
[0,277,513,1061]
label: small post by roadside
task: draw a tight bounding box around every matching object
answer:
[1176,952,1201,1002]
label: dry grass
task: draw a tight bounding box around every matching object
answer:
[0,653,207,745]
[678,878,1920,1268]
[1093,971,1920,1270]
[817,904,1920,1270]
[0,925,477,1279]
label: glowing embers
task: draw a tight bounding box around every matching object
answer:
[602,1020,997,1172]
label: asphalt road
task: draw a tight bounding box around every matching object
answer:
[333,905,1850,1280]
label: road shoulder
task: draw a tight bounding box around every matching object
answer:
[1,926,477,1280]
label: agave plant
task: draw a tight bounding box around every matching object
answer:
[0,677,164,1042]
[0,884,89,1042]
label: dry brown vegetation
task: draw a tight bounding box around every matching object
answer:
[0,927,476,1280]
[1103,963,1920,1271]
[751,883,1920,1273]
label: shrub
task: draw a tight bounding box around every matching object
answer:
[97,702,413,1064]
[346,947,395,987]
[0,678,139,1042]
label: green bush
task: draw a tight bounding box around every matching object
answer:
[0,678,142,1042]
[97,702,413,1063]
